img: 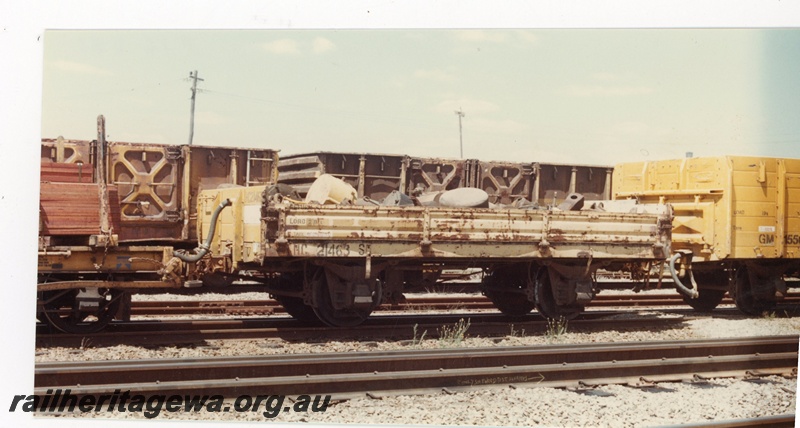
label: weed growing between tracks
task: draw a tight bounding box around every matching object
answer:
[508,324,526,338]
[545,317,569,343]
[411,324,427,348]
[761,309,796,319]
[437,318,471,348]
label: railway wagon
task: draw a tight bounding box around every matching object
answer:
[37,116,281,333]
[277,151,613,206]
[42,117,279,243]
[196,177,673,327]
[613,156,800,314]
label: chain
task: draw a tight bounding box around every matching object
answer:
[93,228,113,270]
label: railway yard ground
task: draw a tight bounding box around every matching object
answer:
[34,288,800,427]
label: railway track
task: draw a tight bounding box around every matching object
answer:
[125,293,800,317]
[656,414,797,428]
[35,335,798,400]
[35,308,750,348]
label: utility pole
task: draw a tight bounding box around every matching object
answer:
[188,70,204,146]
[454,108,465,158]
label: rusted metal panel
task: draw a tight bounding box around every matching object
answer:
[37,245,173,274]
[40,162,94,183]
[477,161,535,205]
[278,152,615,208]
[109,142,182,221]
[40,137,92,164]
[184,146,278,241]
[39,183,102,236]
[198,180,670,267]
[532,163,613,206]
[108,142,183,241]
[360,154,408,201]
[278,152,406,200]
[41,138,279,243]
[276,154,326,195]
[262,204,668,261]
[39,182,121,237]
[476,161,612,206]
[571,165,613,201]
[278,152,470,199]
[406,157,472,194]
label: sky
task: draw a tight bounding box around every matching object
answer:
[40,29,800,166]
[3,3,800,428]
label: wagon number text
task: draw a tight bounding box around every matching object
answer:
[758,234,800,246]
[317,243,351,257]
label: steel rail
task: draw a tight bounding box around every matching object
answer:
[125,292,800,316]
[36,310,694,348]
[35,336,798,399]
[650,413,796,428]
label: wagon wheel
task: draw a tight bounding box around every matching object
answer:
[311,269,376,327]
[273,295,320,323]
[681,271,728,312]
[271,273,319,323]
[732,267,775,316]
[534,268,583,321]
[39,288,123,334]
[482,268,535,317]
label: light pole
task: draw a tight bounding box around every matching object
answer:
[455,108,465,158]
[188,70,204,146]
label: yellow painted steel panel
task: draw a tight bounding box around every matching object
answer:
[613,155,800,261]
[197,185,266,265]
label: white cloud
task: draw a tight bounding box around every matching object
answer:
[262,39,301,55]
[51,60,111,76]
[312,37,335,54]
[413,68,457,82]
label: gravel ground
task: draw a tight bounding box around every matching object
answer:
[35,290,800,427]
[49,377,796,427]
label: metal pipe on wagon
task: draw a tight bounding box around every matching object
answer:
[668,252,700,299]
[173,198,232,262]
